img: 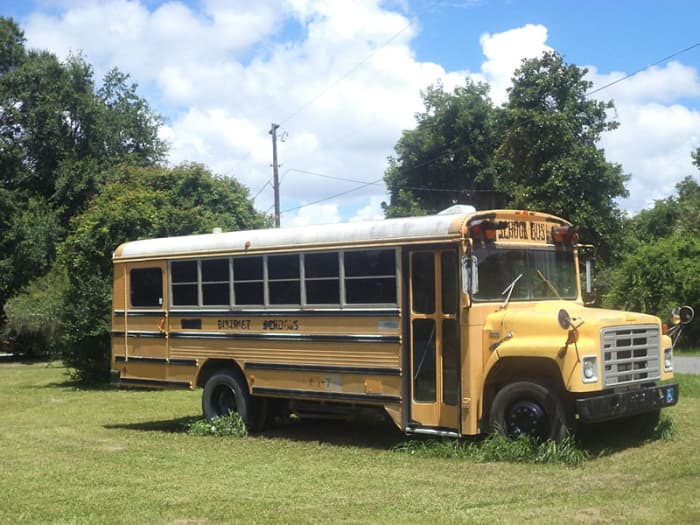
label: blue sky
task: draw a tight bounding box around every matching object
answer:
[414,1,699,82]
[3,0,700,226]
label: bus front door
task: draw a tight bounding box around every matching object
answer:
[408,249,460,432]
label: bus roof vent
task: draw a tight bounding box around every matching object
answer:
[437,205,476,216]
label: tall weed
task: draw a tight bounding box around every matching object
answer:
[393,434,589,466]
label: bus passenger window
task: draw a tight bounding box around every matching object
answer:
[344,249,397,304]
[268,254,301,305]
[233,256,264,305]
[305,252,340,304]
[171,261,198,306]
[202,258,230,306]
[130,268,162,307]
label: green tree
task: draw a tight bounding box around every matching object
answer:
[605,171,700,347]
[0,17,25,73]
[497,51,628,258]
[674,174,700,236]
[604,234,700,346]
[383,80,501,217]
[58,164,268,381]
[0,16,166,326]
[382,52,628,261]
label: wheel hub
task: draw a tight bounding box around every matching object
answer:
[213,384,236,417]
[506,400,548,439]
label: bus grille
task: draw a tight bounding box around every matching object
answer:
[601,325,660,387]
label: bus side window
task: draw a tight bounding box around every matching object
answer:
[130,268,163,307]
[344,249,397,304]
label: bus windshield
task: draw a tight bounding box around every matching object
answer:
[472,246,577,302]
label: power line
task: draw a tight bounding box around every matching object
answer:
[283,168,383,186]
[251,180,271,201]
[281,178,383,216]
[277,141,472,215]
[586,40,700,97]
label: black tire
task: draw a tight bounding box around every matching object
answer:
[202,370,257,428]
[489,381,571,442]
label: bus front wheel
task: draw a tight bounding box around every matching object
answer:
[202,371,255,427]
[489,381,570,442]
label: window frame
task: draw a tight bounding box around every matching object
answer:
[167,247,400,310]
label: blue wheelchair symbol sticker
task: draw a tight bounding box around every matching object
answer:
[666,388,674,403]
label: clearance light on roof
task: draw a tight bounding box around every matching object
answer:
[469,220,507,242]
[551,225,579,245]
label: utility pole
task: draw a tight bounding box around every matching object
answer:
[269,122,281,228]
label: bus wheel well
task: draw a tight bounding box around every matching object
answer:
[482,357,570,426]
[196,359,245,389]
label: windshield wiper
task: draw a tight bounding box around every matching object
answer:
[537,270,561,299]
[500,273,523,310]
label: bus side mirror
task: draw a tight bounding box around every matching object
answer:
[462,256,479,296]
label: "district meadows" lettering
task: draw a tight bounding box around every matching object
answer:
[262,319,300,331]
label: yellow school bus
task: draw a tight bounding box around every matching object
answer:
[111,206,688,440]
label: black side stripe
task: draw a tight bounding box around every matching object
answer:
[119,378,190,388]
[114,309,400,318]
[245,362,401,376]
[168,332,400,344]
[113,355,196,366]
[113,310,165,317]
[112,331,166,339]
[170,358,198,366]
[167,309,400,318]
[252,387,400,404]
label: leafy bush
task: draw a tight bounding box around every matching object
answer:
[3,266,68,358]
[187,413,248,437]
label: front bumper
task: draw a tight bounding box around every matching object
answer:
[576,383,679,424]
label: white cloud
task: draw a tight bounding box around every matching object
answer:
[21,2,700,223]
[589,62,700,211]
[587,61,700,105]
[477,24,553,103]
[285,202,341,227]
[349,195,386,222]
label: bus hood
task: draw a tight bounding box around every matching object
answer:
[485,302,669,392]
[486,301,663,357]
[503,302,660,331]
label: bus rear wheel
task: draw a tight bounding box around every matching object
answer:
[489,381,571,442]
[202,370,256,428]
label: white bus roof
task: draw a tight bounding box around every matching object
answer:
[113,207,566,261]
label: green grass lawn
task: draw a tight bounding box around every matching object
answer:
[1,363,699,524]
